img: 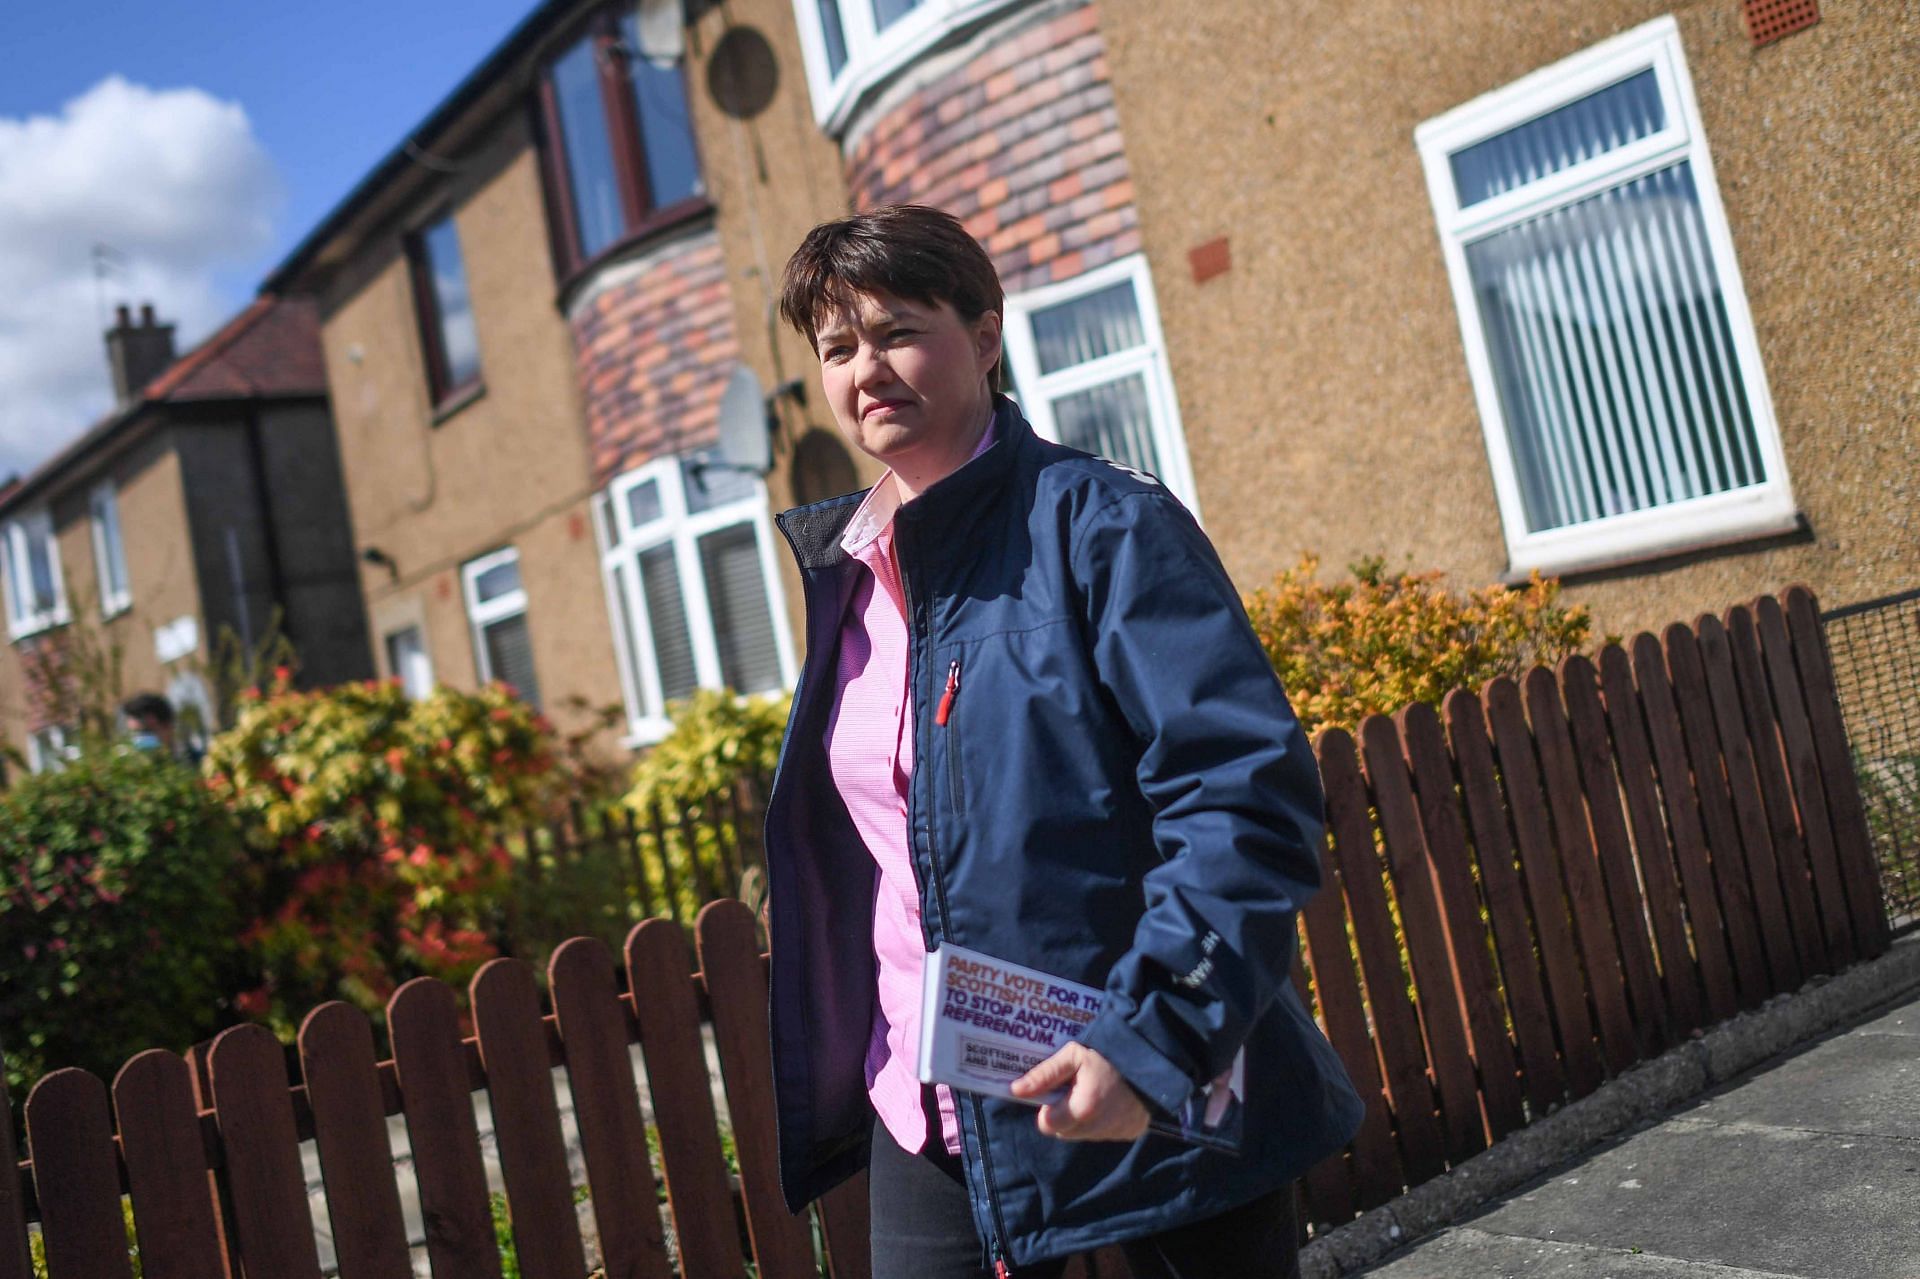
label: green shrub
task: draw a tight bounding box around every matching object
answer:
[203,674,566,1030]
[623,689,788,923]
[1,749,241,1100]
[1243,554,1594,737]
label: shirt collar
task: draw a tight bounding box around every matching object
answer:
[838,412,998,557]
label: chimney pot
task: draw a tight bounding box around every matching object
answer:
[114,304,132,327]
[139,302,156,326]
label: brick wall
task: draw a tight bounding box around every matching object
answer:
[844,2,1140,295]
[570,228,741,486]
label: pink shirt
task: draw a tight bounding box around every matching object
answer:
[824,424,993,1156]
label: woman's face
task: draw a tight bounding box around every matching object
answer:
[813,290,1000,489]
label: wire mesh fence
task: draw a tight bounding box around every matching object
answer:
[1822,587,1920,931]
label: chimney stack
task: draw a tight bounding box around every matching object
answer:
[105,302,176,405]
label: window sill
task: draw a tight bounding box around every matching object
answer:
[100,600,131,622]
[8,611,71,644]
[1500,507,1809,585]
[556,197,714,310]
[430,380,487,426]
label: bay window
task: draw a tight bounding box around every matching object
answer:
[539,6,705,278]
[1415,17,1794,575]
[596,454,795,743]
[794,0,1025,132]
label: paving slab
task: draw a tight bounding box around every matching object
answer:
[1356,985,1920,1279]
[1365,1227,1807,1278]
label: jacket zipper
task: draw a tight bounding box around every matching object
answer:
[939,660,965,813]
[898,535,1012,1269]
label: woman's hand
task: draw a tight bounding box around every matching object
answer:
[1009,1042,1150,1141]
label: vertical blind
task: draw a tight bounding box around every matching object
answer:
[640,545,700,704]
[1028,278,1164,478]
[483,613,542,710]
[699,524,783,695]
[1052,375,1162,479]
[1450,70,1666,207]
[1031,280,1146,374]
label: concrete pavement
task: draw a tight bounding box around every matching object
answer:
[1359,990,1920,1279]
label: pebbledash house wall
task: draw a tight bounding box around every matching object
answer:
[1095,0,1918,636]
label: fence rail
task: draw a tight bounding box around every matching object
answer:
[1821,586,1920,929]
[2,586,1891,1276]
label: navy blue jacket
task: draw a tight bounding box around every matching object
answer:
[766,400,1362,1267]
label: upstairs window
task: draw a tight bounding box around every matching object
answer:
[408,213,482,409]
[462,547,542,710]
[1416,17,1794,575]
[540,7,705,277]
[1001,256,1200,514]
[795,0,1022,132]
[596,454,795,744]
[2,510,68,639]
[88,481,131,616]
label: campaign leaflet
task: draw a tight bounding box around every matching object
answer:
[916,940,1244,1154]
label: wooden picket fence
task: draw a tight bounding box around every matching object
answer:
[1288,585,1889,1224]
[0,585,1892,1276]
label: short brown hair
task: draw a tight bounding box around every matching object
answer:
[779,205,1004,381]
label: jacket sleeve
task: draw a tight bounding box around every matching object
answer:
[1070,488,1326,1118]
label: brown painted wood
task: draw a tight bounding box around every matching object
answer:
[624,919,746,1277]
[1784,586,1892,955]
[0,1047,34,1279]
[1755,595,1855,965]
[1298,825,1399,1212]
[1523,667,1639,1076]
[1597,645,1704,1033]
[1444,689,1566,1115]
[386,978,503,1278]
[1362,714,1484,1161]
[469,959,590,1279]
[1726,605,1829,977]
[1560,656,1668,1056]
[1484,676,1605,1098]
[1663,624,1771,1008]
[818,1171,873,1279]
[1631,634,1740,1024]
[1317,729,1447,1185]
[209,1023,325,1279]
[548,937,674,1279]
[296,1004,412,1279]
[24,1069,133,1279]
[1697,614,1802,994]
[1399,702,1527,1142]
[182,1040,241,1273]
[697,900,821,1278]
[112,1051,230,1279]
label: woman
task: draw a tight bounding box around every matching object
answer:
[763,205,1362,1279]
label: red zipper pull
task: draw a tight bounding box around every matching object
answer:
[993,1260,1013,1279]
[935,659,961,726]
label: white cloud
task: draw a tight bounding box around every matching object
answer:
[0,76,282,479]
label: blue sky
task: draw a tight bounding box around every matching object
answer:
[0,0,540,475]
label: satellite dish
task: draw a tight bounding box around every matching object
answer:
[707,26,779,119]
[715,363,772,475]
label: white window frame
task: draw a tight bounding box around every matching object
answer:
[1415,16,1795,577]
[383,623,436,700]
[792,0,1025,134]
[595,454,797,746]
[27,724,74,774]
[88,481,132,618]
[2,510,70,640]
[1000,254,1201,517]
[461,546,531,688]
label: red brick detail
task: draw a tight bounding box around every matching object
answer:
[843,3,1141,296]
[1188,236,1231,285]
[568,231,741,486]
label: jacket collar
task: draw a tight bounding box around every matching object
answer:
[777,396,1031,571]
